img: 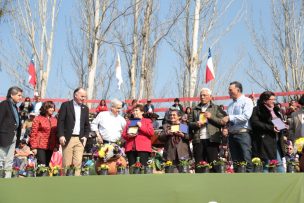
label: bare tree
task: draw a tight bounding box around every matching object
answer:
[67,0,134,107]
[1,0,61,98]
[247,0,304,97]
[168,0,243,106]
[115,0,184,100]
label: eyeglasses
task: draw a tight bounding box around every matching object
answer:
[287,148,293,150]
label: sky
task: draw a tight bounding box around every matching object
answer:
[0,0,274,106]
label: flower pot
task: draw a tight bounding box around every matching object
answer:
[66,168,75,176]
[37,171,49,177]
[26,170,35,177]
[216,164,226,173]
[164,166,174,173]
[98,169,109,175]
[82,170,90,176]
[268,166,277,173]
[201,167,210,173]
[116,168,125,175]
[52,172,61,176]
[11,170,19,178]
[253,165,263,173]
[132,167,141,174]
[287,164,296,173]
[0,169,5,178]
[236,165,247,173]
[178,165,190,173]
[144,167,153,174]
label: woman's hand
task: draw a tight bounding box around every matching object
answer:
[137,121,142,128]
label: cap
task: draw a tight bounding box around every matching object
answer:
[29,112,36,116]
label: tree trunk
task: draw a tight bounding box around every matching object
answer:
[138,0,152,99]
[189,0,200,104]
[87,0,100,108]
[130,0,139,99]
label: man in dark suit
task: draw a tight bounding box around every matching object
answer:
[57,87,90,176]
[0,86,23,178]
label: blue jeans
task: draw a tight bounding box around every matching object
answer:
[0,136,17,178]
[229,132,252,172]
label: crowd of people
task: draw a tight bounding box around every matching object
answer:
[0,81,304,178]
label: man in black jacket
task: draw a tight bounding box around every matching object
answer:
[57,87,90,176]
[0,86,23,178]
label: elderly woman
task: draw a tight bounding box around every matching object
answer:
[122,104,154,168]
[158,109,191,172]
[29,101,58,166]
[250,91,286,172]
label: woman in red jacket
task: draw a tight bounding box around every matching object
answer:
[29,101,58,166]
[122,104,154,167]
[96,99,108,114]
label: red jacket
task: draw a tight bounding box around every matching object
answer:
[29,115,58,150]
[122,118,154,152]
[96,105,108,113]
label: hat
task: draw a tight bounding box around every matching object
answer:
[147,99,152,102]
[29,112,36,116]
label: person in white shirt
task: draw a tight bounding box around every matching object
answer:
[91,99,126,144]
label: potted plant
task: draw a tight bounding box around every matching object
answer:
[213,158,227,173]
[98,164,109,175]
[36,164,49,177]
[235,161,247,173]
[178,158,190,173]
[116,161,126,175]
[163,161,174,173]
[131,157,142,174]
[66,164,76,176]
[11,166,20,178]
[25,164,36,177]
[252,157,263,172]
[267,160,278,173]
[286,159,298,173]
[51,166,61,176]
[144,159,154,174]
[196,161,212,173]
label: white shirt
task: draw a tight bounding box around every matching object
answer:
[72,100,81,135]
[91,111,126,142]
[199,103,210,139]
[34,102,42,115]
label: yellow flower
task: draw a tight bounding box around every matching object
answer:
[98,150,105,158]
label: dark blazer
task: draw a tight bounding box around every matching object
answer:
[250,104,285,160]
[0,100,21,147]
[56,100,90,144]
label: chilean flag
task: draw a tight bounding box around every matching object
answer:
[28,57,37,88]
[205,48,215,83]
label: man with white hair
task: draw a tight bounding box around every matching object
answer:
[189,88,227,173]
[91,99,126,144]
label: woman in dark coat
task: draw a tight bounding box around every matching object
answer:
[158,109,191,173]
[250,91,286,172]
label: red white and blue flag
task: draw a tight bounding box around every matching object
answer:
[28,56,37,88]
[205,48,215,83]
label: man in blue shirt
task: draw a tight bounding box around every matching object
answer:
[222,81,254,172]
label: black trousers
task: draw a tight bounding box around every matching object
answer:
[193,139,219,173]
[126,151,151,167]
[36,149,53,166]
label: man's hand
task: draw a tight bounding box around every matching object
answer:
[221,116,230,125]
[204,112,211,119]
[80,137,87,147]
[96,133,103,144]
[59,136,66,146]
[174,131,184,138]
